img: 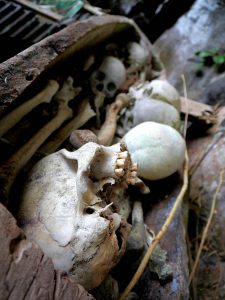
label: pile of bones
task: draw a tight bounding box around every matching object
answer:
[0,37,186,296]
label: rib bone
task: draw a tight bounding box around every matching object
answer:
[39,98,95,155]
[0,80,59,137]
[0,77,79,203]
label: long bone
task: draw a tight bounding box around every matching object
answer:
[126,201,147,254]
[97,93,129,146]
[94,91,105,128]
[0,77,79,203]
[0,80,59,137]
[38,98,95,155]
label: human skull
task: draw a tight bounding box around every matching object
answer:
[126,42,148,68]
[18,142,135,290]
[129,80,181,111]
[90,56,126,98]
[117,80,181,136]
[123,122,186,180]
[132,98,180,130]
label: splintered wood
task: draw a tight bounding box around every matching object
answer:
[180,97,217,125]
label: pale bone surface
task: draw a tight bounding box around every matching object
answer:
[129,79,181,111]
[18,142,133,290]
[123,122,186,180]
[126,42,149,69]
[117,79,181,136]
[90,56,126,98]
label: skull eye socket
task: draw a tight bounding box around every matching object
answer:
[85,207,95,214]
[95,71,105,81]
[107,82,116,92]
[96,83,104,91]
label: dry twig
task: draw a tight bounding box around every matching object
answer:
[119,150,189,300]
[188,169,225,285]
[181,74,188,139]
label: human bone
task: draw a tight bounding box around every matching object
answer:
[132,97,180,130]
[97,93,129,146]
[94,91,105,128]
[129,79,181,111]
[123,122,186,180]
[90,56,126,98]
[117,80,181,137]
[69,129,99,148]
[39,98,95,155]
[126,42,148,68]
[18,142,135,290]
[0,77,79,201]
[0,79,59,137]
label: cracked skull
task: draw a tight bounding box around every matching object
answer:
[18,142,135,290]
[90,56,126,98]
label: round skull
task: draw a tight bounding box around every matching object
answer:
[90,56,126,98]
[18,142,131,290]
[127,42,148,68]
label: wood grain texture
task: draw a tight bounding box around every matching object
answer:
[0,202,95,300]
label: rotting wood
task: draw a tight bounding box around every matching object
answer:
[119,151,189,300]
[141,181,189,299]
[188,122,225,299]
[180,97,216,125]
[0,202,95,300]
[0,15,154,117]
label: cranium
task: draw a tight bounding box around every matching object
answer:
[126,42,148,68]
[18,142,134,290]
[117,80,181,136]
[90,56,126,98]
[129,80,181,111]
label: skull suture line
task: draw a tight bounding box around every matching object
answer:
[18,142,135,290]
[90,56,126,98]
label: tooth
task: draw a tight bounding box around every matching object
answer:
[131,163,138,171]
[115,168,124,177]
[116,158,126,168]
[118,151,128,159]
[131,171,137,178]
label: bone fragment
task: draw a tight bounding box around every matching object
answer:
[126,201,146,254]
[0,80,59,137]
[18,142,131,290]
[0,77,79,202]
[98,93,129,146]
[69,129,98,148]
[94,91,105,128]
[39,98,95,155]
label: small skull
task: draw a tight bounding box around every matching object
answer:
[129,80,181,111]
[127,42,148,68]
[90,56,126,98]
[18,142,136,290]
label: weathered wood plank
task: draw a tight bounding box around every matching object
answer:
[0,202,95,300]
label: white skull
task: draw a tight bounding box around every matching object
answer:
[132,97,180,130]
[127,42,148,68]
[117,80,181,136]
[90,56,126,98]
[129,80,181,111]
[18,142,133,290]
